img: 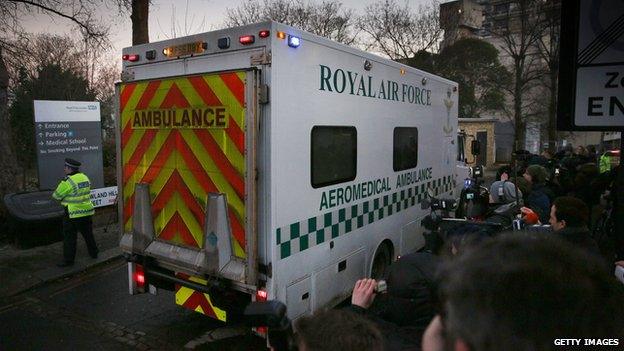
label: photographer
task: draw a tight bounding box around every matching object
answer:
[348,227,493,350]
[350,254,440,350]
[523,165,552,223]
[489,166,522,205]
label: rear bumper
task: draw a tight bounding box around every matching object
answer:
[126,254,251,322]
[125,253,223,293]
[119,185,248,283]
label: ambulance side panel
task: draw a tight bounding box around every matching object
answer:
[267,23,458,318]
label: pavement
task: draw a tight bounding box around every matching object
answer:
[0,207,123,298]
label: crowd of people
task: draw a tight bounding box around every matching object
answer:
[293,232,624,351]
[288,145,624,351]
[489,145,622,262]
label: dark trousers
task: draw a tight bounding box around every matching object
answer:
[63,215,98,263]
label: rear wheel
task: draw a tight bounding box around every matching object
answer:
[371,244,391,280]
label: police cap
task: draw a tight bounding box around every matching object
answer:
[64,158,81,169]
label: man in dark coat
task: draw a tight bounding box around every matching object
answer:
[348,225,493,350]
[350,252,441,350]
[523,165,552,223]
[549,196,601,259]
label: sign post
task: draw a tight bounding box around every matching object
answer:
[558,0,624,131]
[557,0,624,261]
[34,100,105,190]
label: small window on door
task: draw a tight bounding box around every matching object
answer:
[393,127,418,171]
[311,126,357,188]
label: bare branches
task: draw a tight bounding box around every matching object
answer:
[484,0,552,148]
[358,0,443,59]
[11,0,106,39]
[223,0,358,45]
[3,1,110,46]
[224,0,447,57]
[224,1,263,27]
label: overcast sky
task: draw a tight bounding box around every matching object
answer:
[23,0,433,52]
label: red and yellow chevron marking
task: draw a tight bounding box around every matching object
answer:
[175,273,227,321]
[120,72,246,257]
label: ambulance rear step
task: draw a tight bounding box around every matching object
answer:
[125,258,250,322]
[120,183,246,282]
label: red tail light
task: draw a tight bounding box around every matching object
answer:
[252,289,269,336]
[259,30,270,38]
[127,54,140,62]
[133,264,145,287]
[256,288,267,301]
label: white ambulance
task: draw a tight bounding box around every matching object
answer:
[118,21,462,323]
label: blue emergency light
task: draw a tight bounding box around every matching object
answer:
[288,35,301,48]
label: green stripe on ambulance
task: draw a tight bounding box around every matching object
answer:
[277,174,454,259]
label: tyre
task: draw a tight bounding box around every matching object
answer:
[371,243,391,280]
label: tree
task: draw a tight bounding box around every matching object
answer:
[0,51,18,203]
[358,0,443,59]
[224,0,358,45]
[436,38,510,118]
[534,0,561,152]
[10,63,96,189]
[131,0,149,45]
[7,35,84,81]
[92,59,120,140]
[0,1,109,60]
[403,50,437,74]
[0,0,109,209]
[485,0,546,150]
[404,39,509,119]
[114,0,150,45]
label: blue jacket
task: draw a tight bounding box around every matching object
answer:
[527,183,551,223]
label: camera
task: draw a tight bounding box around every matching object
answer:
[469,165,484,178]
[430,198,456,211]
[421,196,456,211]
[374,280,387,294]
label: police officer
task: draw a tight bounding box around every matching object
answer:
[52,158,98,267]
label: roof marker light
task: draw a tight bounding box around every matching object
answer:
[218,37,230,49]
[259,30,270,38]
[276,31,286,40]
[122,54,129,61]
[239,35,255,45]
[287,35,301,48]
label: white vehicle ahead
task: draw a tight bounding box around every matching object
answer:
[117,21,464,323]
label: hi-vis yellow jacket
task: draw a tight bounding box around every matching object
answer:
[52,173,95,218]
[599,154,612,173]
